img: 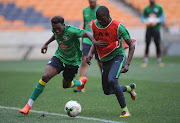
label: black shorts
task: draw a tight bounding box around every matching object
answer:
[82,43,99,60]
[47,56,79,81]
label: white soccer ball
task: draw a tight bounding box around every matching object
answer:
[64,100,81,117]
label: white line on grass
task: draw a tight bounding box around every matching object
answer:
[0,105,123,123]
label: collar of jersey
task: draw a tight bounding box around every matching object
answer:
[95,18,113,29]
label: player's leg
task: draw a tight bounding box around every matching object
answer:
[142,29,152,67]
[94,50,103,73]
[73,56,88,93]
[154,31,164,67]
[107,55,131,117]
[19,56,60,114]
[121,83,137,100]
[63,64,87,89]
[74,43,90,93]
[102,60,115,95]
[79,56,89,77]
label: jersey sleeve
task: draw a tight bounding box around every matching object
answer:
[118,24,131,40]
[70,25,85,38]
[160,5,164,14]
[143,7,148,18]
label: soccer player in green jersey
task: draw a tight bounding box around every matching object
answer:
[86,6,136,117]
[19,16,107,115]
[74,0,102,93]
[141,0,165,67]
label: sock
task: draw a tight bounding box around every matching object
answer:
[122,106,129,112]
[30,79,46,101]
[70,79,82,88]
[126,85,131,93]
[144,58,148,63]
[157,58,162,63]
[27,99,34,107]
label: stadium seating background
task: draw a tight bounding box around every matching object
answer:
[0,0,180,60]
[0,0,144,31]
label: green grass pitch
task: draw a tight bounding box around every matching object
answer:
[0,56,180,123]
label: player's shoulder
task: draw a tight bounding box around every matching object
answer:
[112,20,123,26]
[97,4,101,8]
[66,24,77,30]
[65,24,82,33]
[113,19,121,23]
[144,5,150,10]
[83,4,101,11]
[155,4,163,9]
[83,6,90,11]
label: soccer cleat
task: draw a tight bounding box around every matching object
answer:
[19,104,31,115]
[141,62,148,68]
[128,83,137,100]
[120,111,131,117]
[158,62,164,67]
[76,77,88,90]
[73,88,85,93]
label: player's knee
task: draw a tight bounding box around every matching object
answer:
[103,90,111,95]
[42,74,51,82]
[81,61,88,67]
[108,78,118,87]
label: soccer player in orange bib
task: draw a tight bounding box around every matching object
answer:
[86,6,136,117]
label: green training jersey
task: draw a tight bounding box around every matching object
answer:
[83,5,101,45]
[52,24,84,66]
[143,4,164,31]
[95,19,130,61]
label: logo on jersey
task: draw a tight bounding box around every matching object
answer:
[88,21,92,27]
[59,41,69,49]
[98,32,109,36]
[63,36,68,40]
[85,14,89,17]
[154,8,159,13]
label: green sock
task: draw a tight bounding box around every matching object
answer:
[122,106,129,112]
[73,79,81,87]
[126,85,131,92]
[30,82,45,101]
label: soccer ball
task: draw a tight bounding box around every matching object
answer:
[64,100,81,117]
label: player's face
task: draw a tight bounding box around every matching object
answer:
[88,0,97,7]
[52,23,65,36]
[150,0,155,6]
[96,14,110,27]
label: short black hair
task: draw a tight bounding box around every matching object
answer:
[96,6,109,16]
[51,16,64,24]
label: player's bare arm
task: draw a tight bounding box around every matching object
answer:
[81,23,85,45]
[86,44,95,65]
[121,38,135,73]
[41,35,55,54]
[83,31,108,47]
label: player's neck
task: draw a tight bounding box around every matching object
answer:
[150,3,155,7]
[90,5,97,10]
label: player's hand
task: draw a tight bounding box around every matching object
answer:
[151,23,155,26]
[93,40,108,48]
[86,53,93,65]
[41,44,48,54]
[121,63,129,73]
